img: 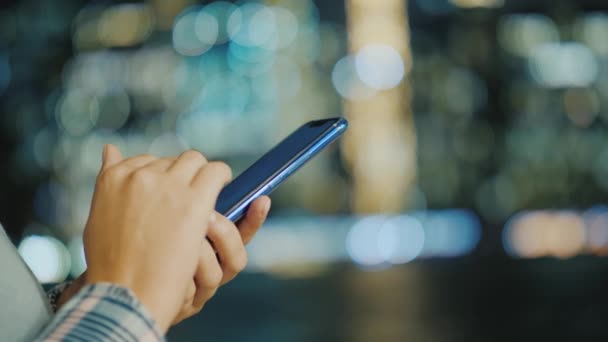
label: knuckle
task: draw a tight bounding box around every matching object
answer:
[227,250,248,273]
[184,286,195,305]
[207,161,232,180]
[203,266,223,287]
[129,169,155,186]
[181,150,207,164]
[98,166,125,183]
[193,288,217,310]
[236,250,249,272]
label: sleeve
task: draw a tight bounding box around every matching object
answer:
[34,283,166,342]
[46,281,73,313]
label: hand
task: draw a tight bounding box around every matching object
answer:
[171,196,271,325]
[57,198,271,325]
[82,145,232,332]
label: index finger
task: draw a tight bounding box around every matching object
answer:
[191,161,232,207]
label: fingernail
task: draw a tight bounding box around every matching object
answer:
[209,213,217,223]
[102,145,108,160]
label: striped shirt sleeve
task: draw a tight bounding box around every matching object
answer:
[46,281,73,313]
[35,283,165,342]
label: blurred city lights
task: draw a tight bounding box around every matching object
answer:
[583,206,608,255]
[243,212,483,275]
[354,44,406,90]
[343,0,417,213]
[528,42,598,88]
[440,68,487,115]
[98,4,153,48]
[449,0,504,8]
[18,235,71,283]
[419,210,482,258]
[149,133,189,157]
[503,211,587,259]
[202,1,239,44]
[266,6,299,50]
[172,7,218,56]
[576,12,608,57]
[498,14,559,58]
[332,55,376,100]
[377,216,425,264]
[563,88,600,127]
[345,211,481,268]
[227,3,271,48]
[55,89,99,136]
[5,0,608,281]
[246,218,349,277]
[95,89,131,131]
[346,216,389,267]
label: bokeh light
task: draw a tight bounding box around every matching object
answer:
[172,7,218,56]
[228,3,276,48]
[498,14,560,57]
[98,4,153,48]
[377,215,425,264]
[55,89,99,136]
[332,55,376,100]
[354,44,406,90]
[528,42,598,88]
[583,206,608,255]
[419,210,482,257]
[68,236,87,278]
[575,12,608,57]
[346,216,388,267]
[18,235,71,283]
[503,211,586,259]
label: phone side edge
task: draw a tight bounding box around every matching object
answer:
[226,119,347,222]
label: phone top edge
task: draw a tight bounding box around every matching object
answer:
[225,118,348,222]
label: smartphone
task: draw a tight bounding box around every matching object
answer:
[215,117,348,222]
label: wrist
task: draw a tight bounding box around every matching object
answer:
[83,272,173,332]
[65,283,167,339]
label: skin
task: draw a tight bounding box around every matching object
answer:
[66,145,270,333]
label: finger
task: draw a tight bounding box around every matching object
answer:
[168,150,208,180]
[139,157,176,173]
[119,154,158,171]
[237,196,271,245]
[101,144,123,171]
[172,305,193,326]
[191,161,232,195]
[193,239,222,308]
[171,280,196,326]
[183,281,196,306]
[207,213,247,283]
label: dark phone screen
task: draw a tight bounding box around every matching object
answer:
[215,118,339,215]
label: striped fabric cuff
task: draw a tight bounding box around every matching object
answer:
[36,283,165,342]
[46,281,73,313]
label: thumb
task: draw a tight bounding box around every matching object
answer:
[101,144,124,170]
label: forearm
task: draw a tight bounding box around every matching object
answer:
[36,283,165,341]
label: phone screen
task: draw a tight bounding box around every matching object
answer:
[215,118,343,220]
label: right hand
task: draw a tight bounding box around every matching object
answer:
[83,145,232,333]
[172,196,271,325]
